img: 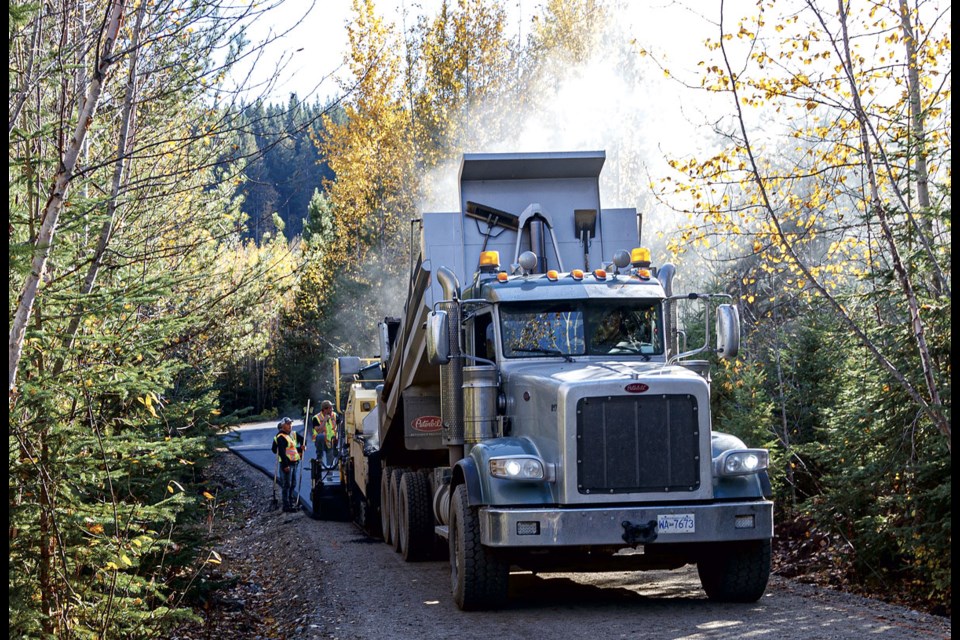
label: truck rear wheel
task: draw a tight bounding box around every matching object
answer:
[697,539,771,602]
[399,471,433,562]
[388,467,407,553]
[380,466,395,545]
[449,484,508,610]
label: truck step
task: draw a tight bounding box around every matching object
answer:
[434,525,449,540]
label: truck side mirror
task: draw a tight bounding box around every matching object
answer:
[715,304,740,359]
[426,310,450,365]
[337,356,362,377]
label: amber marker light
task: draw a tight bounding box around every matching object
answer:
[479,250,501,270]
[546,270,559,281]
[593,269,607,280]
[637,268,651,280]
[631,247,651,267]
[571,269,584,280]
[497,272,509,282]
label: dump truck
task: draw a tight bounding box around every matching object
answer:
[330,150,773,610]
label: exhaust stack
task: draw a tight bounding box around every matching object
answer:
[436,267,464,466]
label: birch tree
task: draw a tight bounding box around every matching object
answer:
[660,0,951,450]
[651,0,950,609]
[9,0,127,396]
[8,0,301,635]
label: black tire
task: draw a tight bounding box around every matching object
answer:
[697,539,772,602]
[356,493,372,533]
[388,467,406,553]
[346,458,361,523]
[349,479,366,527]
[380,466,395,545]
[364,472,383,538]
[399,471,434,562]
[449,484,508,610]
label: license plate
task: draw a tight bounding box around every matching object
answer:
[657,513,695,534]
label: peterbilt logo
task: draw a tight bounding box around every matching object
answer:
[412,416,443,432]
[624,383,649,393]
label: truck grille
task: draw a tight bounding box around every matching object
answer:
[576,394,700,494]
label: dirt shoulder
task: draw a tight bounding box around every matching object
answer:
[170,448,332,640]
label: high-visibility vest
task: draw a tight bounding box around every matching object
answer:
[313,412,338,446]
[276,432,301,463]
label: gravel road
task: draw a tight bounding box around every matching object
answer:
[172,448,951,640]
[306,528,950,640]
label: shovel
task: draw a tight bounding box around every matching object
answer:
[296,399,311,509]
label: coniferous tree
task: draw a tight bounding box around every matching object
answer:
[656,0,950,610]
[8,0,301,635]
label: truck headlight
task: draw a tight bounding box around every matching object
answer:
[713,449,769,477]
[490,456,548,481]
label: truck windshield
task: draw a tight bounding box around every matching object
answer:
[500,301,664,358]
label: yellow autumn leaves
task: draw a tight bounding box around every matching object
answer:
[137,392,160,418]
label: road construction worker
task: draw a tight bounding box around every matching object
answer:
[312,400,338,472]
[271,417,304,512]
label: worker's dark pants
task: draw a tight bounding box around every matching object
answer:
[279,463,298,508]
[319,440,337,469]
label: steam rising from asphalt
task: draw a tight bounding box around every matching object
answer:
[325,3,723,375]
[419,5,721,279]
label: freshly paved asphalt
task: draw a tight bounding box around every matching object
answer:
[221,419,340,513]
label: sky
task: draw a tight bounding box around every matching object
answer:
[236,0,452,104]
[237,0,722,106]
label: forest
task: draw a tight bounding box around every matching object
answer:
[8,0,950,637]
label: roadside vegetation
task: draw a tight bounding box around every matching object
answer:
[9,0,949,636]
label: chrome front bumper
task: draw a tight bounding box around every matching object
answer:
[479,500,773,547]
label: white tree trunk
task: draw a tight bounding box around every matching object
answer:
[8,0,127,395]
[53,0,146,378]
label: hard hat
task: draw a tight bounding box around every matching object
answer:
[321,400,333,410]
[282,417,293,424]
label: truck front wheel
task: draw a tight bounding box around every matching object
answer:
[697,539,771,602]
[449,484,508,610]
